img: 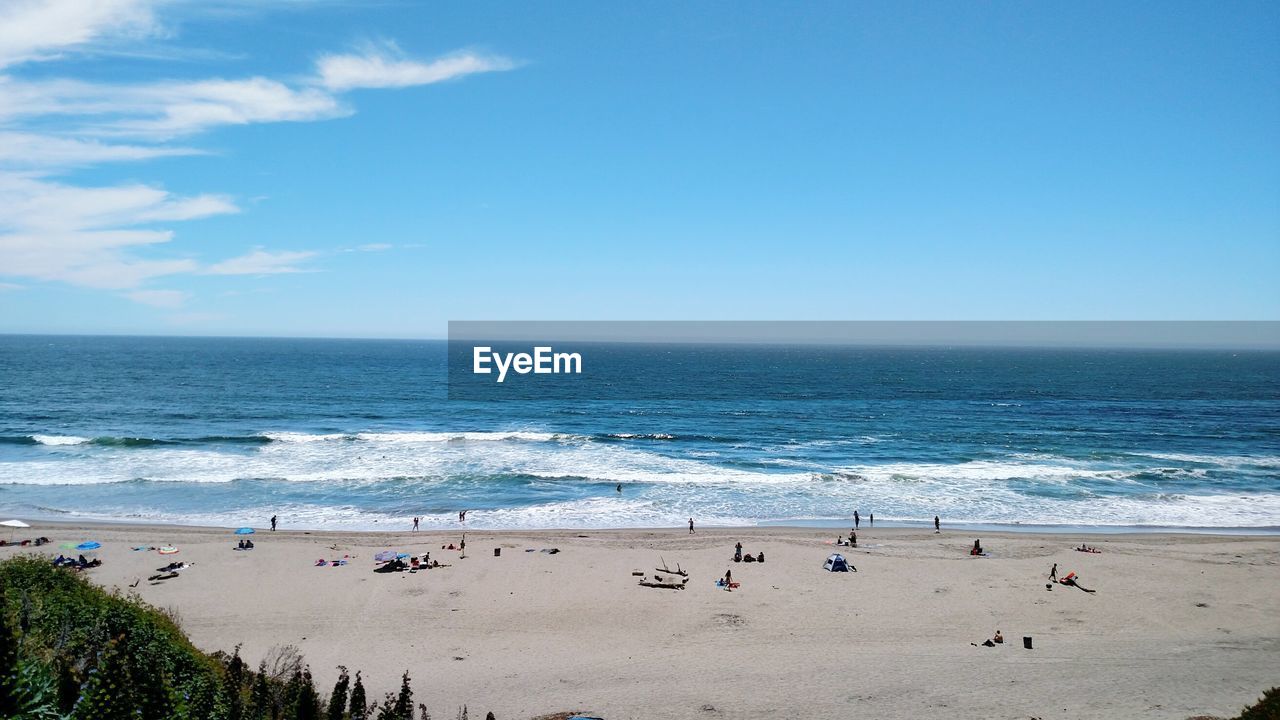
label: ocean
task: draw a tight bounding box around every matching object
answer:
[0,335,1277,531]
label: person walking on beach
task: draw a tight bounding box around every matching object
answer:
[1049,563,1058,582]
[688,518,695,534]
[854,510,860,529]
[412,516,420,532]
[934,515,940,533]
[270,514,277,532]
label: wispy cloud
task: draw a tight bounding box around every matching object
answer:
[0,76,349,139]
[0,131,202,169]
[0,174,234,289]
[205,248,317,275]
[0,3,519,307]
[317,43,518,91]
[0,0,162,69]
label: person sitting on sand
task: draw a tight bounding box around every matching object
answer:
[971,539,984,556]
[724,569,733,591]
[756,551,764,563]
[1059,572,1096,593]
[993,630,1004,644]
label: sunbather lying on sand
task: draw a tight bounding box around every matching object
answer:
[1059,572,1096,592]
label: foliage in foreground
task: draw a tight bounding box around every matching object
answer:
[1236,687,1280,720]
[0,556,495,720]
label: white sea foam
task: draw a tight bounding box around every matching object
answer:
[1134,452,1280,468]
[31,435,90,446]
[3,429,1277,528]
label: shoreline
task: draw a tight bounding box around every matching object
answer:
[14,514,1280,537]
[4,518,1278,719]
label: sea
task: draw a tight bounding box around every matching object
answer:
[0,335,1277,532]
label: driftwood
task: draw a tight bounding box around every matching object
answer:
[657,557,689,577]
[639,580,686,590]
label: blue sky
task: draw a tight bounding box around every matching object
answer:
[1,0,1277,337]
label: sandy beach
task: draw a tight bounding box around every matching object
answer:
[5,522,1277,720]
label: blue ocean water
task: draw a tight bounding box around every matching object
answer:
[0,335,1277,531]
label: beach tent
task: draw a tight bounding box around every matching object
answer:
[823,553,850,572]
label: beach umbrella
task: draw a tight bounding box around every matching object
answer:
[76,541,101,551]
[234,527,255,535]
[1,519,29,542]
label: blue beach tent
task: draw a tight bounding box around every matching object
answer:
[823,553,850,572]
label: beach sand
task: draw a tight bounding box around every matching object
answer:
[6,522,1277,719]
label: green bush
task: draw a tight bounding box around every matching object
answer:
[1237,687,1280,720]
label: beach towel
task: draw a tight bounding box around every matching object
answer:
[158,546,178,555]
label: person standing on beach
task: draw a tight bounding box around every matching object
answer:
[869,513,874,526]
[1049,563,1058,582]
[412,516,419,532]
[934,515,940,533]
[270,514,277,532]
[849,529,857,548]
[854,510,860,529]
[689,518,695,534]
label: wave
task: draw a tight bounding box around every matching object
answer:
[1133,452,1280,469]
[601,433,677,440]
[31,435,91,446]
[15,434,272,448]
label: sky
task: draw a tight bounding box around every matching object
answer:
[0,0,1277,338]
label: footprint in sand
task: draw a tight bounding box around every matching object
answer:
[713,613,746,628]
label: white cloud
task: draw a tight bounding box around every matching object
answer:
[205,248,316,275]
[0,2,518,306]
[0,76,348,139]
[0,173,235,289]
[0,131,201,168]
[0,174,237,232]
[0,0,161,69]
[317,44,517,91]
[124,288,189,307]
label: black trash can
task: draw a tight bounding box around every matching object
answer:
[493,547,501,557]
[1023,636,1033,649]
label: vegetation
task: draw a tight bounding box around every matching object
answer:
[1236,687,1280,720]
[0,557,502,720]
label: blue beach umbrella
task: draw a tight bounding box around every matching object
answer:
[76,541,101,551]
[235,527,255,535]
